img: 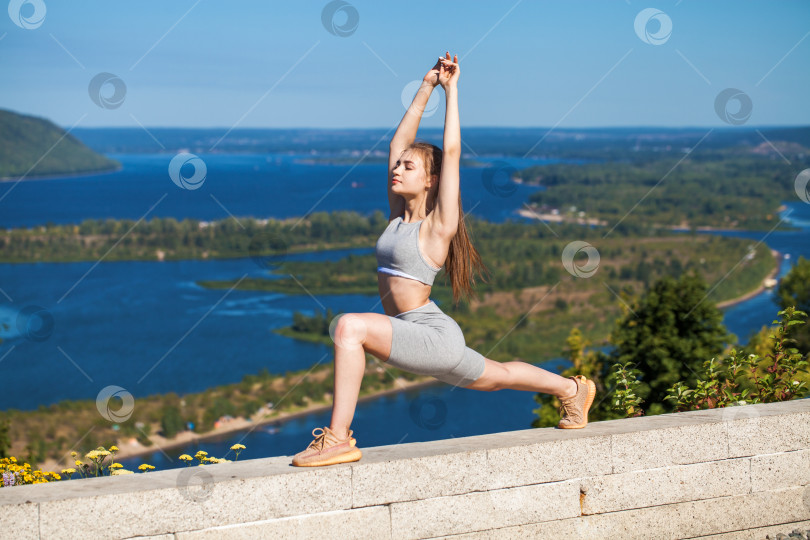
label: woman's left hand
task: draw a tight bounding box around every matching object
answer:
[437,52,460,89]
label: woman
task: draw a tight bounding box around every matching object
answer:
[292,52,596,467]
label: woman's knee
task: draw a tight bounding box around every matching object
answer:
[463,358,506,392]
[333,313,369,349]
[332,313,393,360]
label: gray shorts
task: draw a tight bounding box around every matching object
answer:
[385,300,486,387]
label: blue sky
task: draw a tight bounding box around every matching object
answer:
[1,0,808,129]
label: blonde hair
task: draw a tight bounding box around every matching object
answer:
[406,140,491,307]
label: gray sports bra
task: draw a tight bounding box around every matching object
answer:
[375,215,443,286]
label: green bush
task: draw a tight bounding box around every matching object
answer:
[665,307,808,411]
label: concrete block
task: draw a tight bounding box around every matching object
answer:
[751,449,810,493]
[432,485,810,539]
[689,519,810,539]
[611,421,728,473]
[727,411,810,458]
[0,500,38,540]
[175,505,389,540]
[351,448,488,507]
[39,466,353,540]
[390,479,580,539]
[581,457,750,514]
[486,435,611,490]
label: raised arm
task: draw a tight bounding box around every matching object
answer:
[387,58,443,219]
[432,53,461,236]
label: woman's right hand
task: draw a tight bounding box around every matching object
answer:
[422,57,443,87]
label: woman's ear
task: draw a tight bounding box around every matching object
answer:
[426,174,438,190]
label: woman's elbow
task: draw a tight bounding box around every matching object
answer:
[443,145,461,158]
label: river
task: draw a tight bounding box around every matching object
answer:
[0,153,807,470]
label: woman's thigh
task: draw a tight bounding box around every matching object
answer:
[386,313,466,377]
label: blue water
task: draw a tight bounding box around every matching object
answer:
[0,153,807,470]
[0,253,383,409]
[700,202,810,343]
[0,153,550,229]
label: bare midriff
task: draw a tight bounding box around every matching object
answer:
[377,273,433,317]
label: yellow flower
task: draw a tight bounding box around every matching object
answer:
[111,469,134,475]
[85,450,99,460]
[108,446,119,452]
[179,454,192,461]
[206,457,219,464]
[75,460,83,467]
[109,463,123,469]
[138,464,155,471]
[61,468,76,475]
[230,444,245,451]
[194,451,208,457]
[70,451,77,458]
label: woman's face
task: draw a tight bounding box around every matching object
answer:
[391,150,428,195]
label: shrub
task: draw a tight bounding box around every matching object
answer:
[665,307,808,411]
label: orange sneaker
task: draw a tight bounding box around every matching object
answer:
[291,427,362,467]
[557,375,596,429]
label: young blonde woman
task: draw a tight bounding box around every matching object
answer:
[292,52,596,467]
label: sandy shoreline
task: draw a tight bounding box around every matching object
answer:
[39,377,442,471]
[715,249,783,309]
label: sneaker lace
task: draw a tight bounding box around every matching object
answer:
[558,399,574,419]
[307,428,330,451]
[558,384,578,419]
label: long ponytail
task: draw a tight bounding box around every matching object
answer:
[407,140,491,307]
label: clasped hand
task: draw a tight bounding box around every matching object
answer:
[423,51,460,89]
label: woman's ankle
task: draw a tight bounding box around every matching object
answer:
[559,378,578,400]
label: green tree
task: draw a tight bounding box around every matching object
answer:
[609,271,733,413]
[776,255,810,354]
[160,405,185,439]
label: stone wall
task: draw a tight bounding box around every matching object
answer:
[2,399,809,539]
